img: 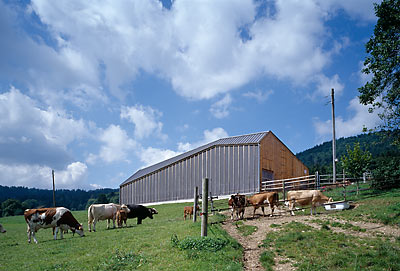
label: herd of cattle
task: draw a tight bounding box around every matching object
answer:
[0,189,333,244]
[228,189,333,220]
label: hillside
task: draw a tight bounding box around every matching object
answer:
[296,131,400,174]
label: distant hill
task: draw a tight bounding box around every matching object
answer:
[296,132,400,174]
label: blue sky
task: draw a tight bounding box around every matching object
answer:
[0,0,383,190]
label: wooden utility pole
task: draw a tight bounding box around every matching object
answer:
[201,178,209,237]
[52,170,56,207]
[331,88,337,183]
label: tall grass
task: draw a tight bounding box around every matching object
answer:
[0,202,242,271]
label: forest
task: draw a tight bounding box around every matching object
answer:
[0,186,118,217]
[296,131,400,175]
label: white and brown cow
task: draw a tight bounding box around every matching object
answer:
[24,207,84,243]
[228,194,247,220]
[286,190,333,215]
[0,223,6,233]
[247,192,279,218]
[87,203,130,232]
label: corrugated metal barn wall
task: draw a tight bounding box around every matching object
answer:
[120,144,260,205]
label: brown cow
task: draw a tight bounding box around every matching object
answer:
[286,190,333,215]
[247,192,279,218]
[228,194,246,220]
[116,209,128,227]
[183,206,199,220]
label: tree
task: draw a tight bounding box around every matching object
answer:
[358,0,400,143]
[1,199,24,217]
[341,143,372,178]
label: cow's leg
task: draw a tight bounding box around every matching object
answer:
[27,227,32,243]
[261,206,265,217]
[230,207,234,220]
[107,219,110,229]
[253,207,256,218]
[93,219,97,232]
[270,204,274,217]
[112,216,116,229]
[137,217,142,224]
[31,229,38,244]
[88,220,92,232]
[290,201,295,216]
[60,228,64,239]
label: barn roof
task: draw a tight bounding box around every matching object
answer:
[120,131,270,186]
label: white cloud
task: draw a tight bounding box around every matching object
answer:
[0,87,88,168]
[313,74,344,98]
[0,161,88,190]
[138,147,181,167]
[210,94,233,119]
[89,124,137,164]
[178,127,228,152]
[313,97,382,143]
[243,89,274,103]
[121,105,166,140]
[2,0,373,104]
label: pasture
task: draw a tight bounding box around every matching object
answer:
[1,187,399,271]
[0,202,242,271]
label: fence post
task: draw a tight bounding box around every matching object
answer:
[363,172,366,184]
[282,180,286,202]
[201,178,209,237]
[315,171,319,189]
[193,186,199,222]
[209,192,215,215]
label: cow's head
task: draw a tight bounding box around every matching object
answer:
[121,204,130,213]
[71,224,85,237]
[148,208,158,219]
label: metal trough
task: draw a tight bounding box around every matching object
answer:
[324,201,350,211]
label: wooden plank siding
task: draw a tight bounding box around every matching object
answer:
[259,133,309,190]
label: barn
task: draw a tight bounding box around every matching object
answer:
[120,131,308,205]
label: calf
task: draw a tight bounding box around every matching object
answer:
[24,207,84,243]
[247,192,279,218]
[88,203,130,232]
[286,190,333,215]
[183,206,199,220]
[0,223,6,233]
[126,204,158,224]
[228,194,246,220]
[116,209,128,227]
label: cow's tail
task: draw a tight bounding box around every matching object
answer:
[88,205,93,223]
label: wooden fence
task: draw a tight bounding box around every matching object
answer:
[261,172,373,201]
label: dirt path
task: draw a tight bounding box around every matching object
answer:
[221,207,400,271]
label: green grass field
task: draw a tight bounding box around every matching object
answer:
[0,202,242,271]
[260,188,400,271]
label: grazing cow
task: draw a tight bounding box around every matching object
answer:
[24,207,84,243]
[126,204,158,224]
[116,209,128,228]
[87,203,130,232]
[247,192,279,218]
[228,194,247,220]
[183,206,199,220]
[286,190,333,215]
[0,223,6,233]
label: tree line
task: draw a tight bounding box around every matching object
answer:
[296,131,400,189]
[0,186,119,217]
